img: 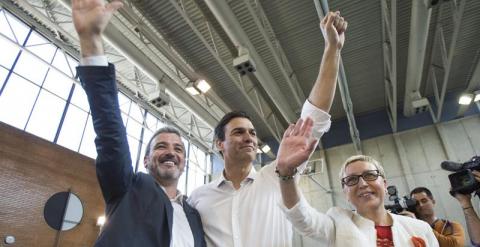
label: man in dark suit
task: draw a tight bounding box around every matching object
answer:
[72,0,206,246]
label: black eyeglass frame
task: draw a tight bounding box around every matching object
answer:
[341,169,384,187]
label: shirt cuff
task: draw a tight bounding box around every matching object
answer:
[300,100,331,139]
[80,55,108,66]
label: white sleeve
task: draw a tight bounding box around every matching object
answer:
[300,100,331,139]
[280,196,335,244]
[80,55,108,66]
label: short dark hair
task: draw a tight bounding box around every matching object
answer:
[144,126,183,158]
[410,187,434,199]
[214,111,252,141]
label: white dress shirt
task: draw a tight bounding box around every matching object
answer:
[188,100,331,247]
[170,193,195,247]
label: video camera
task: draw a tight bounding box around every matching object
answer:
[384,185,417,214]
[441,156,480,195]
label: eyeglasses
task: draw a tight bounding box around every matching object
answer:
[341,170,383,187]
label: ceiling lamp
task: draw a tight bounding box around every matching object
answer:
[458,93,473,105]
[474,91,480,102]
[186,79,211,95]
[260,144,271,154]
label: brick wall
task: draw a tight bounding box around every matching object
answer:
[0,122,104,247]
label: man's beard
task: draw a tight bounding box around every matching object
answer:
[148,162,182,182]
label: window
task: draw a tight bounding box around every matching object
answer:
[0,73,39,129]
[0,8,211,194]
[25,90,66,141]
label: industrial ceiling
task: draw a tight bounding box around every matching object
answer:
[3,0,480,154]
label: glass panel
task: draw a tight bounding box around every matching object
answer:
[13,52,49,86]
[126,118,143,140]
[145,113,157,131]
[51,49,74,76]
[118,92,130,114]
[0,11,17,42]
[79,115,97,159]
[66,56,79,78]
[127,135,139,171]
[142,128,154,151]
[129,103,144,122]
[57,105,88,152]
[157,121,165,129]
[43,69,73,100]
[137,143,148,174]
[25,90,66,141]
[4,11,30,44]
[186,145,207,195]
[121,113,128,126]
[25,32,57,63]
[0,73,39,129]
[70,84,90,111]
[0,37,20,69]
[206,154,211,175]
[0,66,8,91]
[186,162,204,195]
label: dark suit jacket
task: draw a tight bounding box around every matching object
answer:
[77,64,206,247]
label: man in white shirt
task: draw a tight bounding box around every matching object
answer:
[188,11,347,247]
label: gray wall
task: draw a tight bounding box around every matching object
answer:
[294,115,480,246]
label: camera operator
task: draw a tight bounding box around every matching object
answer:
[452,170,480,246]
[408,187,465,247]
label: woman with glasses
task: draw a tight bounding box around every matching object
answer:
[275,119,438,246]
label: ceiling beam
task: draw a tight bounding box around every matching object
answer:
[242,0,305,109]
[56,0,222,129]
[423,0,466,122]
[204,0,297,124]
[313,0,362,154]
[381,0,398,132]
[116,4,232,115]
[403,0,432,117]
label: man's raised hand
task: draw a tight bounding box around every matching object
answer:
[71,0,123,56]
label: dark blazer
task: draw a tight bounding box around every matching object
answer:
[77,64,206,247]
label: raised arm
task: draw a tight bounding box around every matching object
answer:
[72,0,132,203]
[278,11,347,208]
[309,11,347,112]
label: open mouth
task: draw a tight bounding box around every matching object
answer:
[158,157,178,167]
[162,161,176,167]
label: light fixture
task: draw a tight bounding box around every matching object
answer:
[474,91,480,102]
[196,79,211,93]
[186,79,211,95]
[97,216,106,226]
[260,144,271,153]
[458,93,473,105]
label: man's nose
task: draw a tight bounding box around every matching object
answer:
[164,147,176,156]
[243,133,254,142]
